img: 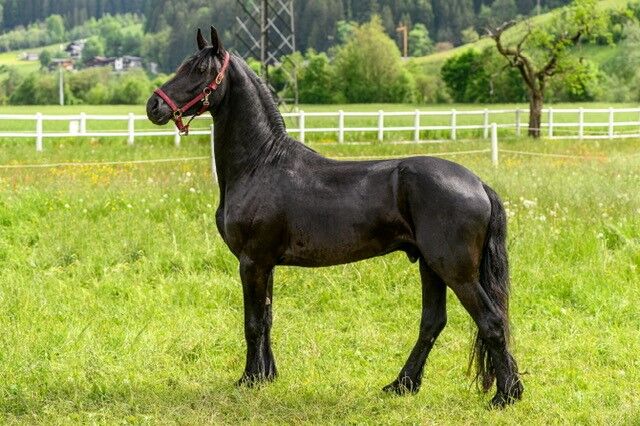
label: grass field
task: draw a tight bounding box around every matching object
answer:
[1,132,639,424]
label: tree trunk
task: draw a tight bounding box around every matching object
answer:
[528,91,543,138]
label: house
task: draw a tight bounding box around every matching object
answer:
[85,55,143,72]
[114,56,143,72]
[65,40,86,59]
[21,52,40,61]
[48,58,75,71]
[85,56,115,68]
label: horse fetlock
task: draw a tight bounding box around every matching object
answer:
[382,376,421,396]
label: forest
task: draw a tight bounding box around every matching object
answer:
[0,0,573,69]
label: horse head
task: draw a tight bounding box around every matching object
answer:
[146,26,229,133]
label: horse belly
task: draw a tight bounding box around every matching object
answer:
[280,205,413,267]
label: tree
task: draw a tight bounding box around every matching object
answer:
[487,0,610,137]
[461,26,480,43]
[298,50,338,104]
[39,49,52,68]
[409,23,434,56]
[82,36,105,64]
[45,14,65,41]
[334,16,414,103]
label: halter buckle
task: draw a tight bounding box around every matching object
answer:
[215,73,224,85]
[203,87,212,106]
[173,110,183,119]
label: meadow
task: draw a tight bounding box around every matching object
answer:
[0,131,639,424]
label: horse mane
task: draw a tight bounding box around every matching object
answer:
[226,54,317,158]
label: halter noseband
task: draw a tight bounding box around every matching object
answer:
[154,51,231,135]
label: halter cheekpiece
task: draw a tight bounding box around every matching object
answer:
[154,51,231,135]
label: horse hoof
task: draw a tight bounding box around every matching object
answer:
[235,372,277,388]
[382,378,420,396]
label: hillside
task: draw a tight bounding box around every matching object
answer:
[410,0,631,74]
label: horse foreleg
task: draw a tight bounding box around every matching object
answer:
[236,259,277,386]
[383,259,447,395]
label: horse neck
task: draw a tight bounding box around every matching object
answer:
[211,60,291,184]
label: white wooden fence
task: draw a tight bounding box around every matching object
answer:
[1,107,639,151]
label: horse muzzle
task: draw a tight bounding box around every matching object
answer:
[146,94,173,126]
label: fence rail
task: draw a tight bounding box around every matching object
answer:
[1,107,640,151]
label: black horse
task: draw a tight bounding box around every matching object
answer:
[146,27,523,408]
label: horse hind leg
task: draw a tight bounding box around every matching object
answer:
[383,259,447,395]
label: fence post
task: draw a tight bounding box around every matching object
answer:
[483,108,490,139]
[174,125,181,147]
[548,107,554,138]
[338,110,345,143]
[80,112,87,135]
[127,113,135,146]
[491,122,499,167]
[299,110,305,143]
[378,110,384,143]
[515,108,521,137]
[578,107,584,140]
[608,107,614,139]
[210,124,217,183]
[35,112,43,152]
[450,109,457,141]
[414,110,420,143]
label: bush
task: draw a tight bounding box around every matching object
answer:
[333,17,415,103]
[298,50,339,104]
[441,48,527,103]
[109,70,154,105]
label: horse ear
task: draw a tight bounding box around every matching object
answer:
[196,28,207,50]
[211,26,223,55]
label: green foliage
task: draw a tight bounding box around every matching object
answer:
[441,48,528,103]
[335,20,358,45]
[109,70,154,105]
[141,29,171,71]
[38,49,51,68]
[81,37,105,64]
[548,59,603,101]
[334,17,415,103]
[461,26,480,44]
[408,23,434,56]
[441,50,485,102]
[298,50,340,104]
[8,73,71,105]
[45,14,65,41]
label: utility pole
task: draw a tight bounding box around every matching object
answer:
[396,24,408,58]
[235,0,298,106]
[58,66,64,106]
[260,0,269,82]
[537,0,541,15]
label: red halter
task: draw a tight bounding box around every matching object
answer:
[154,51,231,135]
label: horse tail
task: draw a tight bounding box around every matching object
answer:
[470,183,511,392]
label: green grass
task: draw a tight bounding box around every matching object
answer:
[0,134,639,423]
[0,43,63,76]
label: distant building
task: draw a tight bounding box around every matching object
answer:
[86,55,143,72]
[21,52,39,61]
[65,40,86,59]
[85,56,114,68]
[48,58,75,71]
[148,62,159,74]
